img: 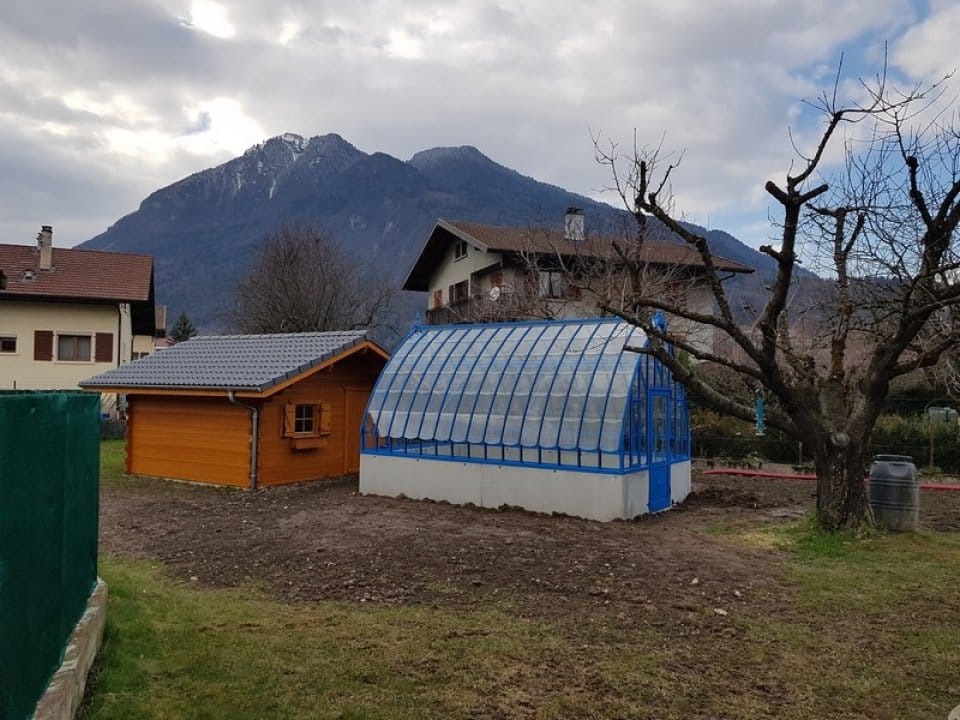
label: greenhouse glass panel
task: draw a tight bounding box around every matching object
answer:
[363,318,688,473]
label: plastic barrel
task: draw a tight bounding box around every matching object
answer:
[868,454,919,532]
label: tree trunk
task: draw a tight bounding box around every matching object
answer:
[814,438,871,531]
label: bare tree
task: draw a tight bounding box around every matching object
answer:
[593,63,960,530]
[442,222,711,337]
[226,225,396,334]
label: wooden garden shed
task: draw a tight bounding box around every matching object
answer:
[81,331,388,488]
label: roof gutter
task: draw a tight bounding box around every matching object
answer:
[227,390,259,491]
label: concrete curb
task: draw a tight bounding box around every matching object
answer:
[33,579,108,720]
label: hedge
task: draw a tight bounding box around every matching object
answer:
[691,408,960,473]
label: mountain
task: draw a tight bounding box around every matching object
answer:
[81,132,805,334]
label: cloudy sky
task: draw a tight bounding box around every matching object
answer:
[1,0,957,249]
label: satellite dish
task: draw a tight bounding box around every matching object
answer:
[488,286,502,301]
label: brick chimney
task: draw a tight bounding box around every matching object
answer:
[564,208,584,243]
[37,225,53,271]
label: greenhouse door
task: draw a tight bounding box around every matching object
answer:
[647,390,671,513]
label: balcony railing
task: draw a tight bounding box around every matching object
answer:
[425,293,546,325]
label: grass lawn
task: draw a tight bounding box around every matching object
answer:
[83,556,576,720]
[731,522,960,718]
[85,441,960,719]
[100,439,126,483]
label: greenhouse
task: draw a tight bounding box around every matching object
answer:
[359,317,691,521]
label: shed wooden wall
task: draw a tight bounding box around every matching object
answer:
[126,395,252,487]
[257,352,383,486]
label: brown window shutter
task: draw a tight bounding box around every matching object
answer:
[95,333,114,362]
[282,403,296,437]
[319,403,332,435]
[34,330,53,361]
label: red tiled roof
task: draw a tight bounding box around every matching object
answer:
[403,219,754,291]
[0,244,153,303]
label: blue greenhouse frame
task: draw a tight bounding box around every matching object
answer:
[361,318,690,481]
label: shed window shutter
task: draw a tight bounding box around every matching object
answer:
[319,403,332,435]
[282,403,296,437]
[95,333,114,362]
[34,330,53,361]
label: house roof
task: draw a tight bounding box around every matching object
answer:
[0,243,154,303]
[80,331,389,396]
[403,219,754,291]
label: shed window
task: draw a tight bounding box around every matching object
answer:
[57,334,92,362]
[0,336,15,353]
[283,402,332,438]
[295,404,315,434]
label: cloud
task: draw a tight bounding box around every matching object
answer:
[0,0,952,249]
[893,1,960,79]
[180,0,237,39]
[183,110,213,135]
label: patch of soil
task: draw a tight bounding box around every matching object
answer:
[101,472,801,626]
[921,488,960,531]
[99,469,956,628]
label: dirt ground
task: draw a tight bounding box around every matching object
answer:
[99,467,960,631]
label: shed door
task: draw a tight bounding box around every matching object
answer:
[344,387,370,473]
[647,390,672,513]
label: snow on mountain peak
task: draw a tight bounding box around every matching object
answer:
[280,132,305,147]
[243,132,306,158]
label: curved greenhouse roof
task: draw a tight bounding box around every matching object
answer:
[366,318,647,453]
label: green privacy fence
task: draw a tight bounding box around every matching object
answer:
[0,391,100,720]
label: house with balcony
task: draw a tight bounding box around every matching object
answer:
[402,210,754,350]
[0,225,156,414]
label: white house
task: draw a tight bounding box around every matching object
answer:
[0,226,156,414]
[402,210,754,352]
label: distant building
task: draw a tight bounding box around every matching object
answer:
[926,406,959,423]
[403,210,753,351]
[0,225,156,415]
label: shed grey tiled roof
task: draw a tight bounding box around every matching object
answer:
[81,331,374,392]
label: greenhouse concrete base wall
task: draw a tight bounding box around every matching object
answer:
[670,461,692,505]
[360,455,691,521]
